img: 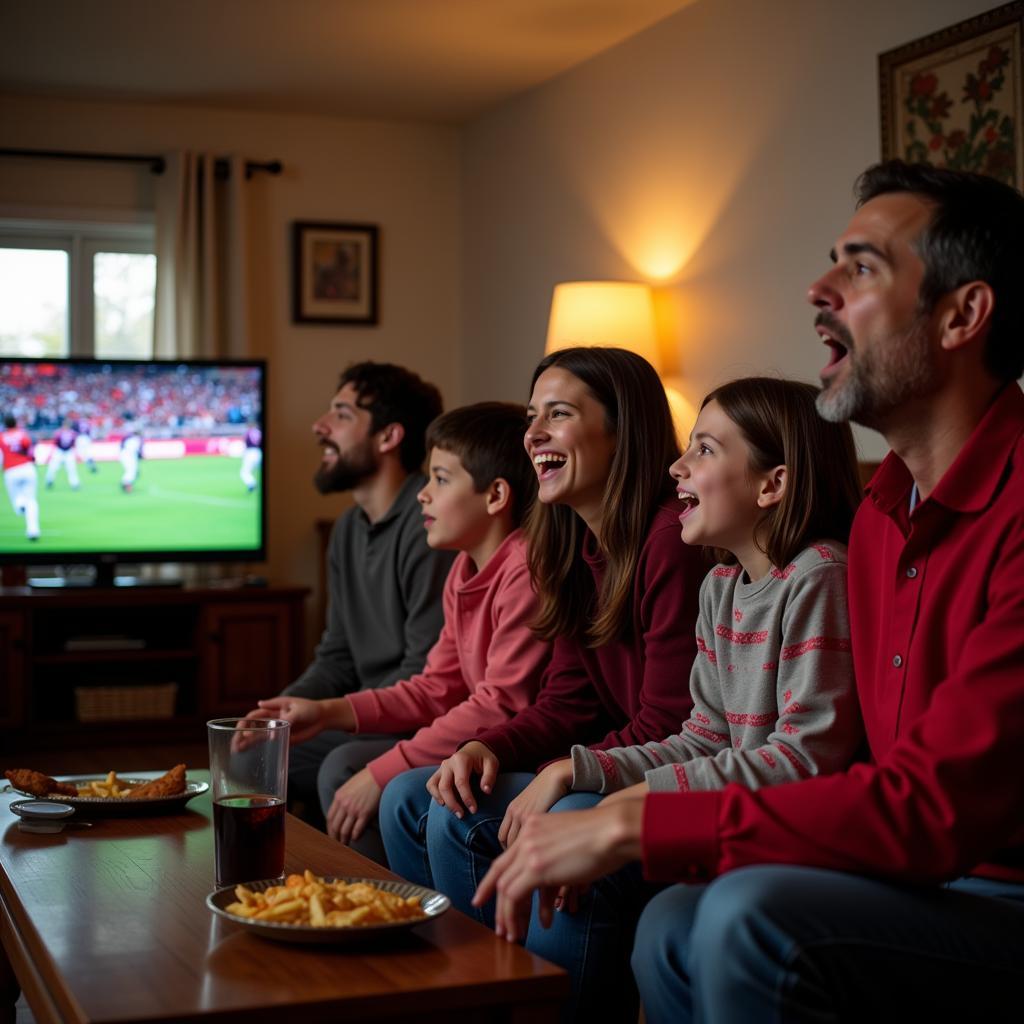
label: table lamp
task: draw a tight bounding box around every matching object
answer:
[544,281,661,374]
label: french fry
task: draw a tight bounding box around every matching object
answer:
[309,892,326,926]
[259,898,305,920]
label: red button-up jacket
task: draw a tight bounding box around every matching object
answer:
[643,384,1024,884]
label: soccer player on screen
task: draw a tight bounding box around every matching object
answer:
[45,420,81,491]
[74,418,98,473]
[120,424,142,493]
[1,413,41,540]
[240,422,262,493]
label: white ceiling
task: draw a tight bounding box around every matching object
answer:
[0,0,696,124]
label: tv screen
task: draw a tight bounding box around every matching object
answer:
[0,357,266,568]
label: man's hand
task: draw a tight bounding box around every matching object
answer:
[545,783,647,908]
[498,759,573,848]
[326,768,382,845]
[426,741,500,818]
[473,796,646,942]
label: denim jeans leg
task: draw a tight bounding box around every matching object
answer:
[631,883,706,1024]
[425,772,535,924]
[525,791,657,1024]
[379,767,437,887]
[636,865,1024,1024]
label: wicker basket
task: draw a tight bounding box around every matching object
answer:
[74,683,178,723]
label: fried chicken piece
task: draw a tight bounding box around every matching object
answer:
[5,768,78,798]
[125,763,187,798]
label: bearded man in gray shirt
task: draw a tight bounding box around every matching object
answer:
[248,362,455,843]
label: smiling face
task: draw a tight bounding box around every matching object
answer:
[417,446,490,553]
[809,191,942,430]
[311,382,380,494]
[524,366,617,531]
[669,400,775,571]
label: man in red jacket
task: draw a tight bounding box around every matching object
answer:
[474,161,1024,1020]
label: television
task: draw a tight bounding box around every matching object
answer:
[0,357,266,586]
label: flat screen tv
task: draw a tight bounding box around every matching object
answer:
[0,357,266,585]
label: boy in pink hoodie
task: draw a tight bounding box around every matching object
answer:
[253,402,549,863]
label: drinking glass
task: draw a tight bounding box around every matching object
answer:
[207,717,290,888]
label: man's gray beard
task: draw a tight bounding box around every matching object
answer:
[816,372,868,424]
[816,315,938,429]
[313,445,378,494]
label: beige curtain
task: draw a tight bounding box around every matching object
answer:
[153,152,250,358]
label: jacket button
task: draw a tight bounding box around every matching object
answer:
[892,654,903,668]
[906,567,918,578]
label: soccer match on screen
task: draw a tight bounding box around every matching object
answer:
[0,360,264,555]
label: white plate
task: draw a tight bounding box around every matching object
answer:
[207,876,450,944]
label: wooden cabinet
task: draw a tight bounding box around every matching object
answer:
[201,600,299,715]
[0,585,307,751]
[0,610,26,730]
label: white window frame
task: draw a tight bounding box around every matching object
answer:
[0,211,156,357]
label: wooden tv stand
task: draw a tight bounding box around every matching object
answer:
[0,584,308,751]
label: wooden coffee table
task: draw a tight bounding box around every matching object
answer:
[0,778,566,1023]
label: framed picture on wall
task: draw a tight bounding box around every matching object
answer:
[292,221,379,325]
[879,0,1023,188]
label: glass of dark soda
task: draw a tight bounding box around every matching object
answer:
[207,717,290,888]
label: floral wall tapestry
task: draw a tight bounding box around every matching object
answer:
[879,2,1023,187]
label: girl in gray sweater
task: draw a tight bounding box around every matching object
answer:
[570,376,866,800]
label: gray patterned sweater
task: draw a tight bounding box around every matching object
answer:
[570,542,863,794]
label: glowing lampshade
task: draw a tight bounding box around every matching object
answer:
[545,281,661,374]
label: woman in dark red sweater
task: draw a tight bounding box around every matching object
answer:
[380,347,704,1017]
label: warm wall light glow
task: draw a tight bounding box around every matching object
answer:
[603,188,731,283]
[639,238,693,282]
[545,281,661,373]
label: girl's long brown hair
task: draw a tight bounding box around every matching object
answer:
[701,377,863,568]
[526,347,680,646]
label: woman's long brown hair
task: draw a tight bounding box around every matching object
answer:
[526,347,680,646]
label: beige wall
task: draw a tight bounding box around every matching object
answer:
[0,95,461,654]
[459,0,995,460]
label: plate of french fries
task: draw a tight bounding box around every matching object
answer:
[206,870,450,944]
[3,767,208,817]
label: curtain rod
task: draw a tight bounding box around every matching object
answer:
[0,148,283,180]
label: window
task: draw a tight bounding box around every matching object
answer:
[0,220,156,359]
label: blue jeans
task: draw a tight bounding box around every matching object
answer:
[632,865,1024,1024]
[379,766,438,888]
[380,768,538,909]
[380,768,657,1022]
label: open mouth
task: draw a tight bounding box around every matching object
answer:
[678,490,700,522]
[533,452,568,479]
[823,336,850,374]
[816,315,853,378]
